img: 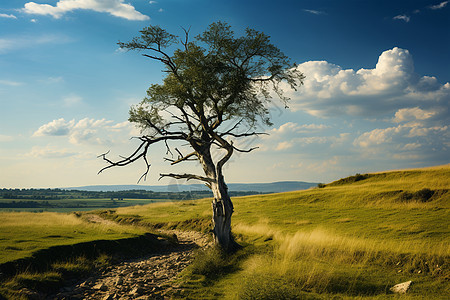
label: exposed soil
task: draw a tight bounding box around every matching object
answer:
[49,216,212,300]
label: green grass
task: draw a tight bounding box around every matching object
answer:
[0,211,147,263]
[0,165,448,299]
[106,165,449,299]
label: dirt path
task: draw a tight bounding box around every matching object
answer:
[51,217,211,300]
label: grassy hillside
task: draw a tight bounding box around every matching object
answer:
[0,212,147,264]
[108,164,449,299]
[0,165,448,299]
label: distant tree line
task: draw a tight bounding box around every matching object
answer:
[0,188,259,202]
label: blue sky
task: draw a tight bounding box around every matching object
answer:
[0,0,449,188]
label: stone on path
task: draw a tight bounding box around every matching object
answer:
[390,280,412,294]
[93,283,108,291]
[102,294,114,300]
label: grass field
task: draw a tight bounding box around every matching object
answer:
[0,212,147,264]
[0,164,448,299]
[108,164,450,299]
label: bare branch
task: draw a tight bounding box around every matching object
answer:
[138,154,151,183]
[180,26,191,50]
[159,173,215,183]
[98,135,186,182]
[142,54,170,65]
[222,119,244,135]
[164,139,173,157]
[97,138,152,183]
[171,151,197,165]
[221,131,267,138]
[233,145,259,153]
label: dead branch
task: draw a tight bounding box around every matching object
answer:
[159,173,215,183]
[98,135,186,182]
[233,145,259,153]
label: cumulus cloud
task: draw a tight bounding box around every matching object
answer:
[288,47,450,118]
[259,122,350,154]
[393,107,438,123]
[0,13,17,19]
[354,123,448,148]
[33,118,75,136]
[353,118,449,165]
[33,117,135,145]
[23,0,149,21]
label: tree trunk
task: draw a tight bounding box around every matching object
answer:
[197,148,239,252]
[211,175,240,252]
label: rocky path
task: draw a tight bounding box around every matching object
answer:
[51,225,211,299]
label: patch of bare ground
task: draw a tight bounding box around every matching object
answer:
[50,216,212,300]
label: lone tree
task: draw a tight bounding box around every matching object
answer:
[99,22,304,252]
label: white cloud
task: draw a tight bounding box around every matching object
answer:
[23,0,150,21]
[33,118,75,137]
[70,118,113,145]
[288,47,450,118]
[0,13,17,19]
[354,126,403,147]
[270,122,329,135]
[430,1,448,9]
[33,117,135,145]
[393,14,410,22]
[393,107,438,123]
[407,125,448,137]
[353,122,449,160]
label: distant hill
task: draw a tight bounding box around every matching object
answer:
[65,181,318,193]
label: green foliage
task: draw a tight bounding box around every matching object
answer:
[121,21,304,133]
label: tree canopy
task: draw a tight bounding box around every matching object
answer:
[99,22,304,251]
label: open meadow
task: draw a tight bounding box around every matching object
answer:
[0,165,448,299]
